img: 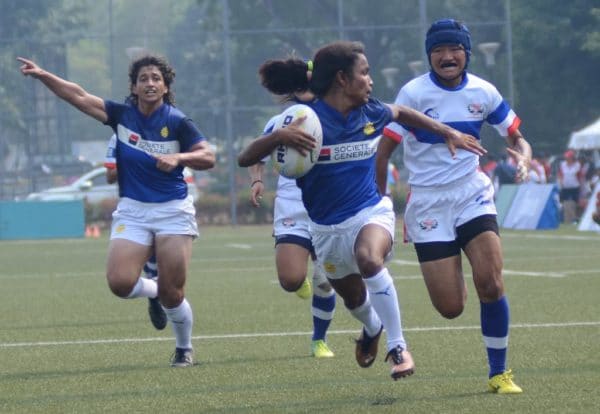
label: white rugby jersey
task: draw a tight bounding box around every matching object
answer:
[261,115,302,202]
[384,72,520,187]
[104,134,117,169]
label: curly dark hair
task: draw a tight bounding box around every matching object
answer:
[127,54,176,105]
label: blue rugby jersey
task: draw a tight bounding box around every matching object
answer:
[104,100,204,202]
[297,98,393,225]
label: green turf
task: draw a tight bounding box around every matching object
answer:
[0,224,598,413]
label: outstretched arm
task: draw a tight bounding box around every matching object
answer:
[17,57,107,123]
[388,104,486,158]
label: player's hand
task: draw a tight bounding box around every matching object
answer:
[250,181,264,207]
[17,57,44,78]
[443,130,487,158]
[507,147,530,183]
[275,116,317,156]
[154,153,180,172]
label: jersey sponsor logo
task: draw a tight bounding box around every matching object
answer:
[363,122,375,135]
[318,147,331,161]
[118,124,180,156]
[467,103,486,119]
[160,126,169,138]
[129,133,140,145]
[424,108,440,119]
[317,136,381,164]
[418,218,438,231]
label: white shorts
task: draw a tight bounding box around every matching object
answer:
[404,170,496,243]
[310,196,395,280]
[110,196,198,245]
[273,196,310,239]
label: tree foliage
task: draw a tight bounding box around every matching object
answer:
[2,0,600,175]
[512,0,600,153]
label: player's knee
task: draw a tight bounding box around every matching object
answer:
[278,272,306,292]
[356,256,384,277]
[431,296,465,319]
[158,285,184,307]
[107,278,136,298]
[436,303,464,319]
[476,276,504,302]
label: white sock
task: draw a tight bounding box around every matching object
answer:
[125,277,157,299]
[164,298,193,350]
[364,268,406,350]
[348,291,382,337]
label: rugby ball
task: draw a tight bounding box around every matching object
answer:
[271,104,323,178]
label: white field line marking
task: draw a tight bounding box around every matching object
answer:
[502,233,600,242]
[503,269,566,277]
[226,243,253,249]
[1,321,598,349]
[392,259,567,278]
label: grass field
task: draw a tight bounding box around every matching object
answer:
[0,224,599,413]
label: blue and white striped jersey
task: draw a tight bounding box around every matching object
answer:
[384,72,520,187]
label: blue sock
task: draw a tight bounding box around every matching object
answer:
[481,296,510,377]
[312,292,335,341]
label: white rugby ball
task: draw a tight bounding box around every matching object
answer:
[271,104,323,178]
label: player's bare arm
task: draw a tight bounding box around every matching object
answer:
[248,163,265,207]
[237,117,315,167]
[157,141,215,172]
[106,167,118,184]
[17,57,107,123]
[388,103,486,157]
[375,137,399,196]
[506,129,532,182]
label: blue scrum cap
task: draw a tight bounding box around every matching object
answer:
[425,19,471,55]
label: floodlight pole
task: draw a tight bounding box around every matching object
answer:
[222,0,237,225]
[505,0,515,105]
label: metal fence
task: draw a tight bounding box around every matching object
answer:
[0,0,512,223]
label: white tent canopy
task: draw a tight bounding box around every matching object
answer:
[568,117,600,150]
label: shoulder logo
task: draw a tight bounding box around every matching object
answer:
[363,122,375,135]
[160,126,169,138]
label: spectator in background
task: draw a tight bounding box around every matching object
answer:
[557,150,583,224]
[577,152,594,215]
[481,154,498,179]
[493,154,517,191]
[528,154,547,184]
[538,151,553,182]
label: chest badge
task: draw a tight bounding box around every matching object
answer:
[160,126,169,138]
[363,122,375,135]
